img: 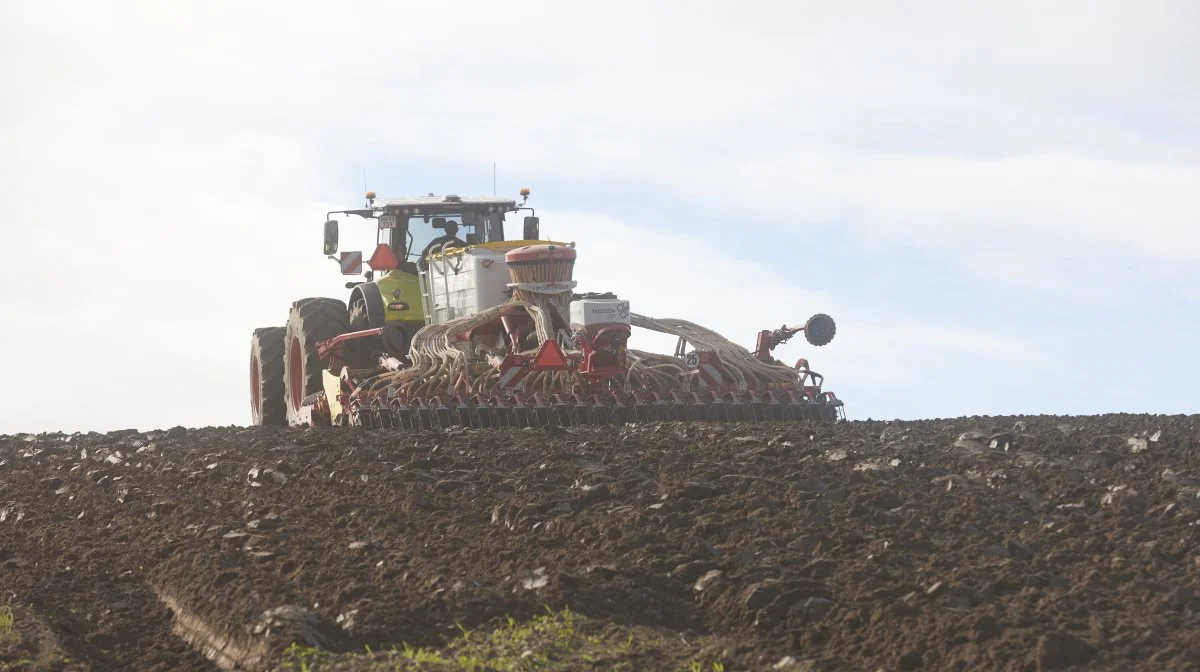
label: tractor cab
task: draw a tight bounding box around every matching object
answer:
[322,190,539,276]
[316,189,542,360]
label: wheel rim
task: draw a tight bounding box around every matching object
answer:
[289,336,304,409]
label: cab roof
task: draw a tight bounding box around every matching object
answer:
[375,195,518,213]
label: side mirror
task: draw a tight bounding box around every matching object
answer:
[523,216,540,240]
[323,220,338,255]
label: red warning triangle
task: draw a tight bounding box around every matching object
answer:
[531,339,569,371]
[367,243,399,271]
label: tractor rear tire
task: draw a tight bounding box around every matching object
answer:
[284,297,350,424]
[250,326,287,426]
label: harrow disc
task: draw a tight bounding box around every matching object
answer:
[343,389,843,429]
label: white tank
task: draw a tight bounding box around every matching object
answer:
[570,298,631,328]
[422,247,512,324]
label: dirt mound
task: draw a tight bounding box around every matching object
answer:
[2,414,1199,670]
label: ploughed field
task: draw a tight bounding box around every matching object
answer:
[2,414,1199,671]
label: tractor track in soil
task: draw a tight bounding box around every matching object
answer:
[2,415,1200,671]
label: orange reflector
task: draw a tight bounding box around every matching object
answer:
[367,243,399,271]
[531,340,569,371]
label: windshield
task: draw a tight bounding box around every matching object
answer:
[405,215,466,262]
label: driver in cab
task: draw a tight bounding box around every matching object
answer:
[418,218,467,270]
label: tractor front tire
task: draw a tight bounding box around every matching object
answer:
[284,297,350,424]
[343,298,382,367]
[250,326,287,426]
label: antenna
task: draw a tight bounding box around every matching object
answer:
[492,162,496,196]
[362,167,367,194]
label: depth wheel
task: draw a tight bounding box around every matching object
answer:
[250,326,286,425]
[821,404,841,423]
[284,297,350,425]
[804,313,837,347]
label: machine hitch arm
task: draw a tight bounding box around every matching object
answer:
[753,325,804,361]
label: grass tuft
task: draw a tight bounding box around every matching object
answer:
[275,607,726,671]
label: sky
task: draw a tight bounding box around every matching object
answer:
[1,0,1197,433]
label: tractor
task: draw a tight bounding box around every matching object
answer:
[249,189,844,428]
